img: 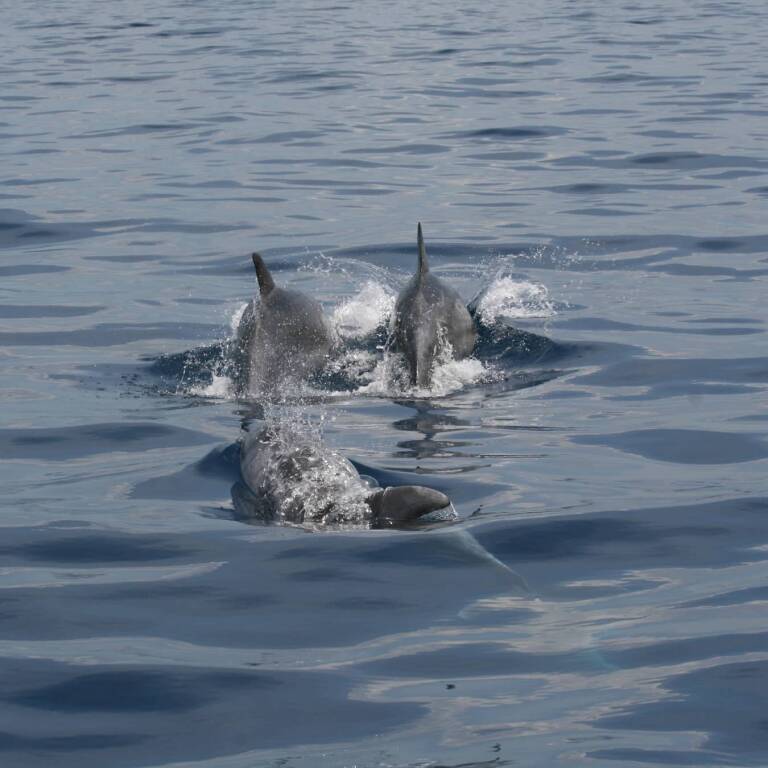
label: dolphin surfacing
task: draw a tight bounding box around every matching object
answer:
[233,253,333,395]
[390,224,476,388]
[234,425,452,528]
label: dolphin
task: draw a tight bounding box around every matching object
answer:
[389,224,477,388]
[233,425,452,528]
[233,253,334,395]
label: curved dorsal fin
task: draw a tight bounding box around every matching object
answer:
[251,252,275,296]
[417,222,428,279]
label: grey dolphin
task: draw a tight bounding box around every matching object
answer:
[233,425,452,528]
[390,224,477,387]
[233,253,333,394]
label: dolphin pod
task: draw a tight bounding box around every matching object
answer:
[233,253,333,395]
[390,223,477,388]
[230,224,476,528]
[233,425,452,528]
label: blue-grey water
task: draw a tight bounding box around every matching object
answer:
[1,2,768,766]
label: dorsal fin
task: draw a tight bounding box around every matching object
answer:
[417,222,428,279]
[251,252,275,296]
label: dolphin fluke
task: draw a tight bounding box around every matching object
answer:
[417,222,428,278]
[251,252,275,296]
[367,485,450,527]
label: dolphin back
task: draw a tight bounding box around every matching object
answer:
[239,427,370,525]
[234,255,334,394]
[391,226,477,386]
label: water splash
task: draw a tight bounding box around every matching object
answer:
[191,372,232,399]
[229,302,249,334]
[331,280,395,341]
[358,349,497,399]
[472,275,556,326]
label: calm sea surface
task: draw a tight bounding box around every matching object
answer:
[1,2,768,766]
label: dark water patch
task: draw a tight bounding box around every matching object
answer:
[573,429,768,464]
[156,253,298,276]
[0,422,213,461]
[11,670,259,712]
[592,661,768,764]
[267,69,361,84]
[132,443,241,500]
[549,151,768,172]
[0,531,191,565]
[475,497,768,596]
[220,130,324,145]
[344,143,450,156]
[518,233,768,271]
[474,325,566,367]
[699,168,766,180]
[103,75,171,84]
[546,182,629,195]
[577,72,681,85]
[614,382,763,400]
[730,413,768,423]
[0,304,104,318]
[587,747,725,765]
[362,642,597,679]
[440,126,567,141]
[330,596,411,610]
[463,151,544,163]
[0,660,423,766]
[0,526,519,648]
[418,85,546,99]
[0,731,145,753]
[564,207,645,217]
[606,632,768,670]
[0,264,70,277]
[686,317,758,324]
[633,152,766,170]
[83,253,165,263]
[572,356,768,389]
[681,586,768,608]
[66,122,206,139]
[0,208,223,249]
[0,322,220,347]
[0,178,73,186]
[482,517,715,563]
[697,238,744,252]
[555,317,761,335]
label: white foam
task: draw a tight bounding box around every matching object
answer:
[190,373,233,399]
[358,350,496,398]
[229,301,249,334]
[331,281,395,341]
[474,276,555,325]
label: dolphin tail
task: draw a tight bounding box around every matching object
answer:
[251,253,275,296]
[367,485,450,528]
[417,222,428,279]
